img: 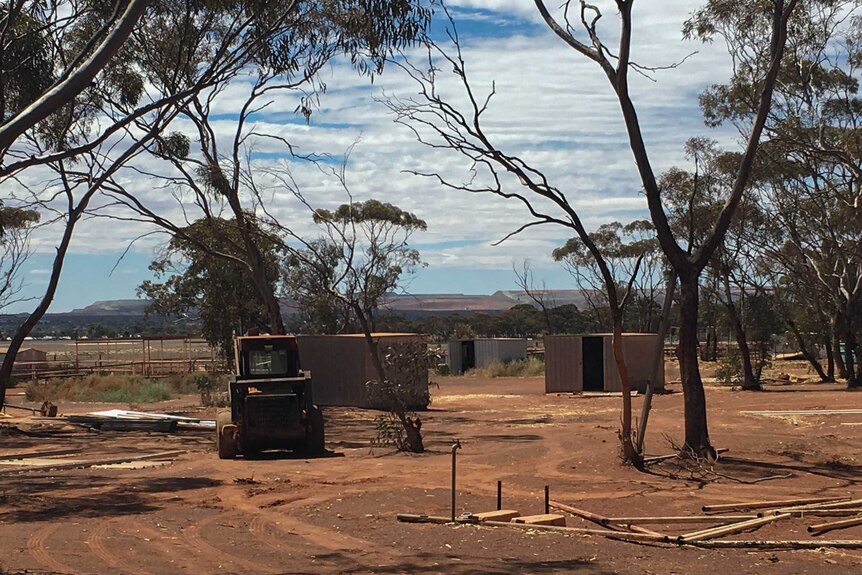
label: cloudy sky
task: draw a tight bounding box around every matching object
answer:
[8,0,739,314]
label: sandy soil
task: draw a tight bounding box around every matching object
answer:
[2,369,862,574]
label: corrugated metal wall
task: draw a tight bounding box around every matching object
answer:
[297,334,428,408]
[478,339,528,367]
[446,338,528,374]
[544,334,664,393]
[446,341,462,375]
[544,335,582,392]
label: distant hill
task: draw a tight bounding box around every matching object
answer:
[379,293,517,313]
[3,290,621,325]
[63,299,152,316]
[58,291,606,317]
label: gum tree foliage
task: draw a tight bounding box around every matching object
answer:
[691,0,862,386]
[138,217,283,362]
[552,220,663,334]
[284,198,428,452]
[0,0,431,405]
[385,0,800,458]
[0,201,39,309]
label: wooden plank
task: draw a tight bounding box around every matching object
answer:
[808,516,862,537]
[702,496,847,513]
[511,514,566,526]
[395,514,669,542]
[687,539,862,549]
[680,513,791,542]
[549,501,614,528]
[778,498,862,512]
[608,515,758,525]
[474,510,520,522]
[0,448,82,460]
[741,409,862,415]
[784,509,862,518]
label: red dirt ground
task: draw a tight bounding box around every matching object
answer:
[2,368,862,574]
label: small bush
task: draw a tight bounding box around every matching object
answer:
[168,372,227,405]
[467,356,545,378]
[25,380,63,402]
[715,349,743,386]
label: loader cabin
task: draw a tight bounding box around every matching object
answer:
[233,335,301,379]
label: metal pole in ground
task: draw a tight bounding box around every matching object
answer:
[451,440,462,521]
[544,486,550,514]
[497,480,502,511]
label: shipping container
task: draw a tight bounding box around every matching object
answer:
[296,333,429,409]
[446,338,528,375]
[544,333,663,393]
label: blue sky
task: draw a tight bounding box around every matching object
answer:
[6,1,737,314]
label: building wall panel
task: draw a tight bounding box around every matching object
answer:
[297,334,428,409]
[544,333,664,393]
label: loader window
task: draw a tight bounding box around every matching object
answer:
[248,349,289,376]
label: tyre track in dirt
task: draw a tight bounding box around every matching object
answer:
[226,485,404,570]
[125,518,212,572]
[181,512,281,573]
[27,523,76,574]
[87,520,151,575]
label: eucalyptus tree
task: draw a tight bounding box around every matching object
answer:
[695,1,862,386]
[553,220,663,334]
[0,0,431,405]
[385,0,799,458]
[139,216,284,361]
[285,198,428,452]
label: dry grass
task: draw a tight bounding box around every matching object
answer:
[26,374,173,403]
[466,357,545,378]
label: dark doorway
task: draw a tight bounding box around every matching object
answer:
[460,340,476,373]
[582,336,604,391]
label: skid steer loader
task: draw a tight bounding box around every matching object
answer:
[216,335,324,459]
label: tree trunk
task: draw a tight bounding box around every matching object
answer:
[845,304,859,389]
[612,315,640,465]
[702,328,712,362]
[732,315,759,390]
[833,313,848,379]
[677,275,714,458]
[239,224,285,335]
[786,317,831,382]
[825,334,835,381]
[722,279,759,390]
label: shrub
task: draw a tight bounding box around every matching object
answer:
[715,349,743,386]
[169,372,227,405]
[467,356,545,378]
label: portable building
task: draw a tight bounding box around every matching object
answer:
[296,333,429,409]
[544,333,664,393]
[446,338,528,375]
